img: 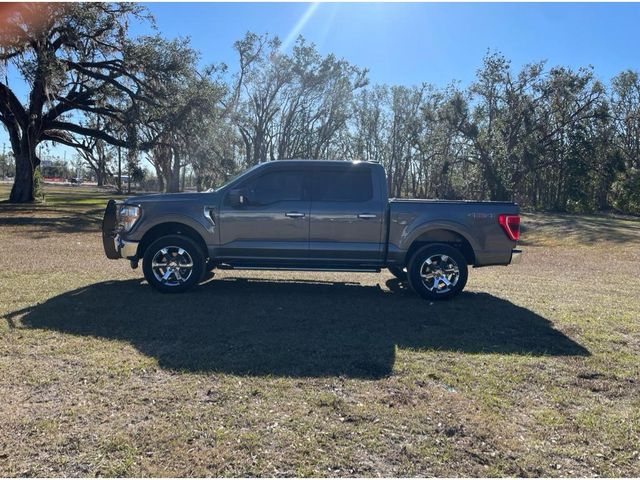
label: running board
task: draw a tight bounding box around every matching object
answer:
[217,264,381,273]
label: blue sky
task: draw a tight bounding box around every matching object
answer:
[3,2,640,161]
[138,2,640,87]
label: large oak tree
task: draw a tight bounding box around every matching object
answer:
[0,3,183,202]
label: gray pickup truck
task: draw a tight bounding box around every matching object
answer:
[102,160,521,299]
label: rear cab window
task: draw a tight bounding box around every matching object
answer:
[312,168,373,202]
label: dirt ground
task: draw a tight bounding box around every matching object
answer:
[1,184,639,476]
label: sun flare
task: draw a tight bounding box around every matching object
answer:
[281,2,320,51]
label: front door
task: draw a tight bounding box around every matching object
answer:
[218,167,310,263]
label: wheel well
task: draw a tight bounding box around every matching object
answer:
[405,229,476,266]
[137,222,208,260]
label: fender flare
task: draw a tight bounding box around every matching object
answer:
[139,213,213,240]
[400,220,480,261]
[134,214,213,259]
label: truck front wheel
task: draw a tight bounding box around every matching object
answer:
[407,244,468,300]
[142,235,205,293]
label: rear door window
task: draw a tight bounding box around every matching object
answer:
[313,169,373,202]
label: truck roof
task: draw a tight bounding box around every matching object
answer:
[264,159,380,167]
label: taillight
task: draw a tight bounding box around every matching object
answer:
[498,214,520,241]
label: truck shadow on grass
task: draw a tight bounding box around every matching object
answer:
[10,276,589,379]
[0,204,105,236]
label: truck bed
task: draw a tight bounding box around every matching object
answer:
[386,198,519,267]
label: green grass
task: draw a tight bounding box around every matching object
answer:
[1,183,639,476]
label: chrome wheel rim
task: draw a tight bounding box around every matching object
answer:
[151,246,194,286]
[420,254,460,294]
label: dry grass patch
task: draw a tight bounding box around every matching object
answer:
[1,183,639,476]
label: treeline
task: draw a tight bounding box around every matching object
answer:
[204,39,640,213]
[352,60,640,214]
[1,4,639,213]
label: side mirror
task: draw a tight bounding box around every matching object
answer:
[228,189,246,207]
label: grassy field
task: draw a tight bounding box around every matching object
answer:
[1,183,639,477]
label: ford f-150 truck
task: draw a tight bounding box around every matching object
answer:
[102,160,522,299]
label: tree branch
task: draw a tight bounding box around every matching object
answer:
[64,60,153,104]
[49,120,154,150]
[0,82,27,127]
[41,130,92,152]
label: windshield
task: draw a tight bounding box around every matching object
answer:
[207,164,262,192]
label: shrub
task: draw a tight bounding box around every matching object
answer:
[609,168,640,215]
[33,167,45,202]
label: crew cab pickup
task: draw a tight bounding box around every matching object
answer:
[102,160,522,299]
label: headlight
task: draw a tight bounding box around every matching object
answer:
[118,205,141,232]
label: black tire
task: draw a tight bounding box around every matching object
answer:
[142,235,205,293]
[407,244,468,300]
[206,258,216,272]
[388,266,408,281]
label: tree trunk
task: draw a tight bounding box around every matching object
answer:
[167,173,180,193]
[97,152,110,187]
[9,138,40,203]
[155,166,165,193]
[167,150,181,193]
[96,167,104,187]
[117,147,123,194]
[9,152,35,202]
[163,168,178,193]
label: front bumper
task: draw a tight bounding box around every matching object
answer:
[115,235,139,259]
[102,199,138,259]
[510,248,523,264]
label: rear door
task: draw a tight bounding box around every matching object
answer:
[309,165,385,266]
[218,167,310,263]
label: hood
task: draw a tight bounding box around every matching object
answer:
[124,191,215,205]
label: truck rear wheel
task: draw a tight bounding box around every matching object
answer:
[142,235,205,293]
[407,244,468,300]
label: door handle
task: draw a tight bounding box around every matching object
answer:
[285,212,305,218]
[357,213,377,219]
